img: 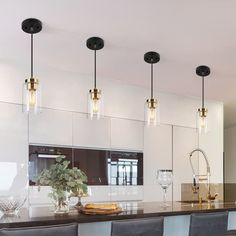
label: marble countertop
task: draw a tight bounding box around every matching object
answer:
[1,201,236,228]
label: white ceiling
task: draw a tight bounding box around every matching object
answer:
[1,0,236,127]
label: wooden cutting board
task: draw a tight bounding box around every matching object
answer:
[80,207,122,215]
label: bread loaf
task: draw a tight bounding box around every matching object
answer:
[85,203,118,210]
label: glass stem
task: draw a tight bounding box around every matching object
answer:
[163,188,167,203]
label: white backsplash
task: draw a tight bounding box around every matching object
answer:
[28,185,143,206]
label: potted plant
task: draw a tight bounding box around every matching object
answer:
[38,156,87,214]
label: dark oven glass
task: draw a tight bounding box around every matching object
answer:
[108,151,143,185]
[29,145,143,186]
[28,145,72,185]
[73,148,109,185]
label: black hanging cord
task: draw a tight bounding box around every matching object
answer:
[94,50,97,89]
[151,63,153,98]
[31,33,34,78]
[202,76,204,108]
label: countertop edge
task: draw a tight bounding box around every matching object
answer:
[1,202,236,228]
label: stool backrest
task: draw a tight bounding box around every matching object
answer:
[0,223,78,236]
[189,212,228,236]
[111,217,164,236]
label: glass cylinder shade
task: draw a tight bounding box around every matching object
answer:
[145,98,160,126]
[197,108,208,134]
[22,78,41,114]
[88,88,102,119]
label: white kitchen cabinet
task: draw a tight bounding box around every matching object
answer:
[143,124,172,202]
[110,118,143,151]
[29,108,73,146]
[72,113,110,149]
[0,103,28,196]
[173,126,198,201]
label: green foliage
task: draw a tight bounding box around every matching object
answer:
[38,156,88,200]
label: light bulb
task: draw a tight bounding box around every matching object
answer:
[92,98,99,114]
[145,98,159,126]
[29,90,36,106]
[147,107,157,126]
[197,108,208,134]
[23,78,41,113]
[198,116,208,134]
[89,88,102,119]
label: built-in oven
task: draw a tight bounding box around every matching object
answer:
[108,151,143,185]
[28,145,72,185]
[28,145,143,186]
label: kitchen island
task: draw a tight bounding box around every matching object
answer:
[1,201,236,236]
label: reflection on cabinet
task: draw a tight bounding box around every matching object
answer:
[143,124,172,202]
[72,113,110,149]
[111,118,144,151]
[173,126,198,201]
[29,108,72,146]
[0,103,28,195]
[108,151,143,186]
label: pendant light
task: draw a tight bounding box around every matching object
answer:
[196,65,211,134]
[86,37,104,119]
[22,18,42,113]
[144,51,160,126]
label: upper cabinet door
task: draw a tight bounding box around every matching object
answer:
[173,126,198,201]
[110,118,144,151]
[29,108,73,146]
[143,124,172,202]
[72,113,110,149]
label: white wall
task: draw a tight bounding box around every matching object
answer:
[224,126,236,183]
[0,64,224,203]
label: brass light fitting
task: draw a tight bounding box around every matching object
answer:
[25,78,39,91]
[146,98,157,109]
[89,88,101,100]
[198,107,208,118]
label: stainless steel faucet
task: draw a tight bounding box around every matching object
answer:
[189,148,210,180]
[189,148,216,201]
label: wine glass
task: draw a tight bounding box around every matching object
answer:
[157,169,173,207]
